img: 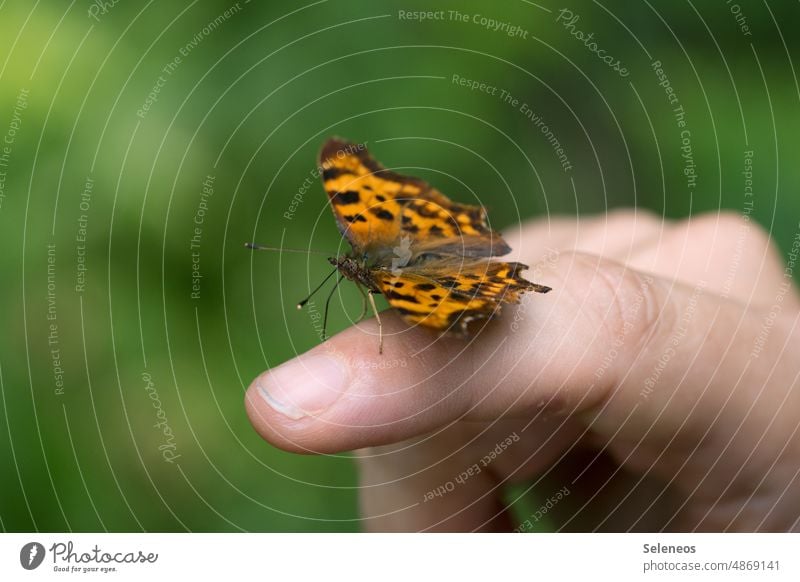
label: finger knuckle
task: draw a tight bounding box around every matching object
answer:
[594,261,672,382]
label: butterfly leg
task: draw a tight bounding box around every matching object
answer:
[354,284,369,323]
[367,290,383,354]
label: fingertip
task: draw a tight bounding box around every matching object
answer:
[243,316,475,453]
[243,348,353,454]
[244,376,314,454]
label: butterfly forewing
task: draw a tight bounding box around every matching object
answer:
[319,138,510,256]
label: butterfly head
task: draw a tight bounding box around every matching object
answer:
[329,255,376,290]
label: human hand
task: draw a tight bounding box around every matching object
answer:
[245,210,800,532]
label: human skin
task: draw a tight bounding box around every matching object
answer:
[245,210,800,532]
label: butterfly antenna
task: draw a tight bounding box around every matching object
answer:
[245,242,328,256]
[297,267,339,309]
[321,274,346,341]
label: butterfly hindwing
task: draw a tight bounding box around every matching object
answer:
[372,260,550,334]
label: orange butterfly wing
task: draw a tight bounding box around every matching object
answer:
[319,138,511,258]
[372,260,550,334]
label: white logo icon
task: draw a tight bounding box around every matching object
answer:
[391,235,413,274]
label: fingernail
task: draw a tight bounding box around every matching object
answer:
[257,354,350,420]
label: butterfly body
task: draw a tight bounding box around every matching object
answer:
[319,138,551,337]
[329,255,379,291]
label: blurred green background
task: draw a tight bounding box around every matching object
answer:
[1,0,798,531]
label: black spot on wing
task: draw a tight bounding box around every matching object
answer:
[447,293,470,303]
[331,190,360,205]
[370,208,395,221]
[343,214,367,223]
[413,203,441,218]
[323,167,351,181]
[383,289,420,303]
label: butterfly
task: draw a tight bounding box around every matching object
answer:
[312,138,551,352]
